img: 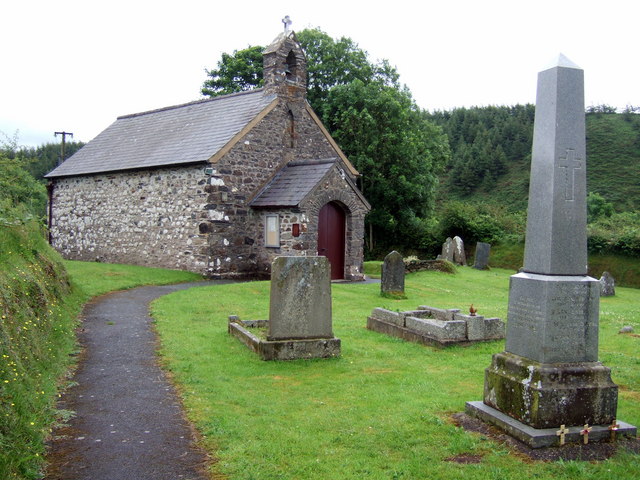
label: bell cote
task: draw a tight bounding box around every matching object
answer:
[263,25,307,100]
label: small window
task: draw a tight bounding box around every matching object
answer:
[286,110,295,148]
[265,215,280,247]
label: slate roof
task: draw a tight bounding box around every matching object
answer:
[250,160,336,207]
[46,89,276,178]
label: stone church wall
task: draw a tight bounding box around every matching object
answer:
[200,101,364,279]
[50,165,211,272]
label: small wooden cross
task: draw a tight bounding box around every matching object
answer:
[580,424,592,444]
[556,424,569,445]
[609,419,620,441]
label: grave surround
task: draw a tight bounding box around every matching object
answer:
[228,256,340,360]
[367,305,505,346]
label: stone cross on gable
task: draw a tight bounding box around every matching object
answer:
[558,148,582,201]
[282,15,292,32]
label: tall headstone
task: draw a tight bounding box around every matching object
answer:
[467,56,628,441]
[267,256,333,340]
[473,242,491,270]
[381,251,405,296]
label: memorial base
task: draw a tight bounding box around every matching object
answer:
[484,352,618,429]
[228,319,340,361]
[465,401,637,448]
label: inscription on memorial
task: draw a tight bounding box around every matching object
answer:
[548,294,588,351]
[558,148,582,201]
[508,295,544,335]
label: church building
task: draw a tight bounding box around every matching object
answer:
[45,27,370,280]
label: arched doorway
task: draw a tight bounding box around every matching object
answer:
[317,202,346,280]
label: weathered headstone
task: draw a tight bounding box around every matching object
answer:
[599,271,615,296]
[473,242,491,270]
[268,256,333,340]
[466,55,635,447]
[438,237,454,262]
[381,251,405,296]
[452,236,466,265]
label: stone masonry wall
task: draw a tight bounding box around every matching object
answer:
[50,165,210,272]
[301,166,368,280]
[201,99,364,278]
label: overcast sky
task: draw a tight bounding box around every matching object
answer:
[2,0,638,147]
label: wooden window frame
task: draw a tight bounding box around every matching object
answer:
[265,214,280,247]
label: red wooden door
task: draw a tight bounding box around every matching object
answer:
[317,202,345,280]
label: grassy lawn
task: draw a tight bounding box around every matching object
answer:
[64,260,203,298]
[152,267,640,480]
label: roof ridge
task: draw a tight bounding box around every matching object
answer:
[117,88,268,120]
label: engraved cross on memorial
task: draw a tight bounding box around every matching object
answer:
[466,55,636,447]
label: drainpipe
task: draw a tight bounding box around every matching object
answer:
[47,181,54,245]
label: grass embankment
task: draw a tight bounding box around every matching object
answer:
[153,267,640,480]
[1,223,75,479]
[0,222,201,480]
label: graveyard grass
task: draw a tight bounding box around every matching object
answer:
[152,266,640,480]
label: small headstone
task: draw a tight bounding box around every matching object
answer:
[473,242,491,270]
[381,251,405,296]
[619,326,634,334]
[599,271,615,296]
[267,256,332,340]
[452,236,466,265]
[438,237,454,262]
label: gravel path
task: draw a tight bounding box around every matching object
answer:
[45,282,223,480]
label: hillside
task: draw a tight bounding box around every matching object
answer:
[430,108,640,213]
[587,113,640,212]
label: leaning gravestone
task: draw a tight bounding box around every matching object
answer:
[381,251,405,297]
[466,55,636,447]
[473,242,491,270]
[438,237,454,262]
[599,271,615,297]
[452,236,466,265]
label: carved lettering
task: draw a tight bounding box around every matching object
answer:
[508,295,544,335]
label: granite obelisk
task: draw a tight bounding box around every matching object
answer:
[466,55,635,447]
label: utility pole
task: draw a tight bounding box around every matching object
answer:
[54,131,73,165]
